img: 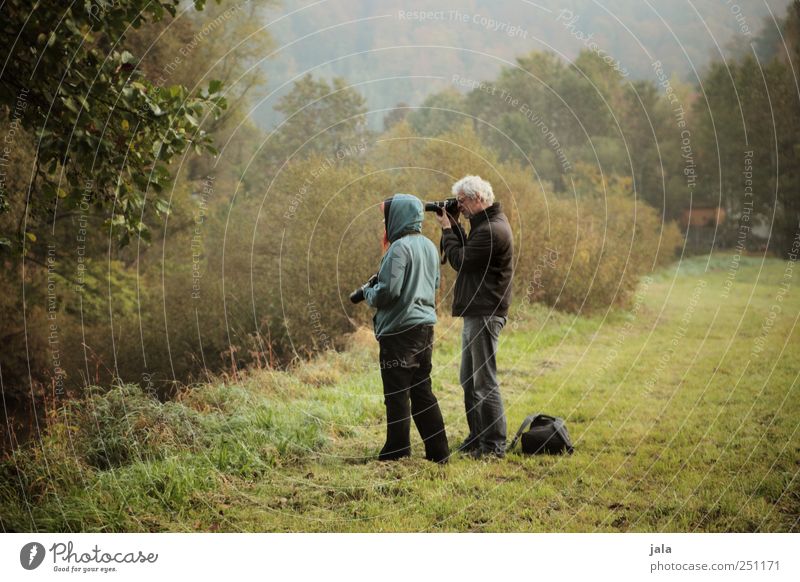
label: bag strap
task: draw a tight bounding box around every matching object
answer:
[554,420,575,454]
[508,413,542,450]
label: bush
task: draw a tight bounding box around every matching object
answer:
[373,124,682,314]
[73,384,204,469]
[1,120,681,405]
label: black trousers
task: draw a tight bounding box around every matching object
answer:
[378,325,449,463]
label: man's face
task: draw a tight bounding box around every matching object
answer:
[456,191,481,218]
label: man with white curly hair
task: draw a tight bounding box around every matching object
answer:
[435,175,513,458]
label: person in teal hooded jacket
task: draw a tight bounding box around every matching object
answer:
[363,194,450,463]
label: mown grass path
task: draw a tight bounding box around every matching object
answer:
[2,255,798,532]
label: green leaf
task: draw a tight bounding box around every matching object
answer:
[76,95,90,112]
[63,96,79,114]
[154,199,170,214]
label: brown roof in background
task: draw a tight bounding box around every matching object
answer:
[680,206,726,229]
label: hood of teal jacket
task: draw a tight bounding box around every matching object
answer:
[384,194,423,242]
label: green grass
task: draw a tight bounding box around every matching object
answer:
[1,254,798,532]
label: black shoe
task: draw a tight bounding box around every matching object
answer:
[466,448,505,460]
[456,438,480,453]
[464,448,484,459]
[378,446,411,461]
[425,441,451,464]
[426,453,450,465]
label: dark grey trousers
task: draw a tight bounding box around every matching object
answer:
[460,315,507,455]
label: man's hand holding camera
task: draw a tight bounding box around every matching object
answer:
[429,198,460,230]
[434,207,457,230]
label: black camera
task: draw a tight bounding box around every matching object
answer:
[349,274,378,304]
[424,198,459,216]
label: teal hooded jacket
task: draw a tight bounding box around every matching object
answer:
[364,194,439,337]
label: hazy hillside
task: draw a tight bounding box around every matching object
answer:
[252,0,792,128]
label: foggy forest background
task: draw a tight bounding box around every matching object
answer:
[1,0,798,449]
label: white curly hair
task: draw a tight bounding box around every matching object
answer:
[451,175,494,205]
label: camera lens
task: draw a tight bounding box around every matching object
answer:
[350,287,365,304]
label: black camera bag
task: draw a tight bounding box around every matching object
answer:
[509,413,574,455]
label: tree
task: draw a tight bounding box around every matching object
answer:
[407,88,466,137]
[383,102,410,132]
[694,1,800,256]
[0,0,226,252]
[272,74,368,159]
[617,80,681,218]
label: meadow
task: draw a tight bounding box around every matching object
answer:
[1,254,797,532]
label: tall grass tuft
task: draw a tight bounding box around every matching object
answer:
[0,377,335,531]
[75,384,204,470]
